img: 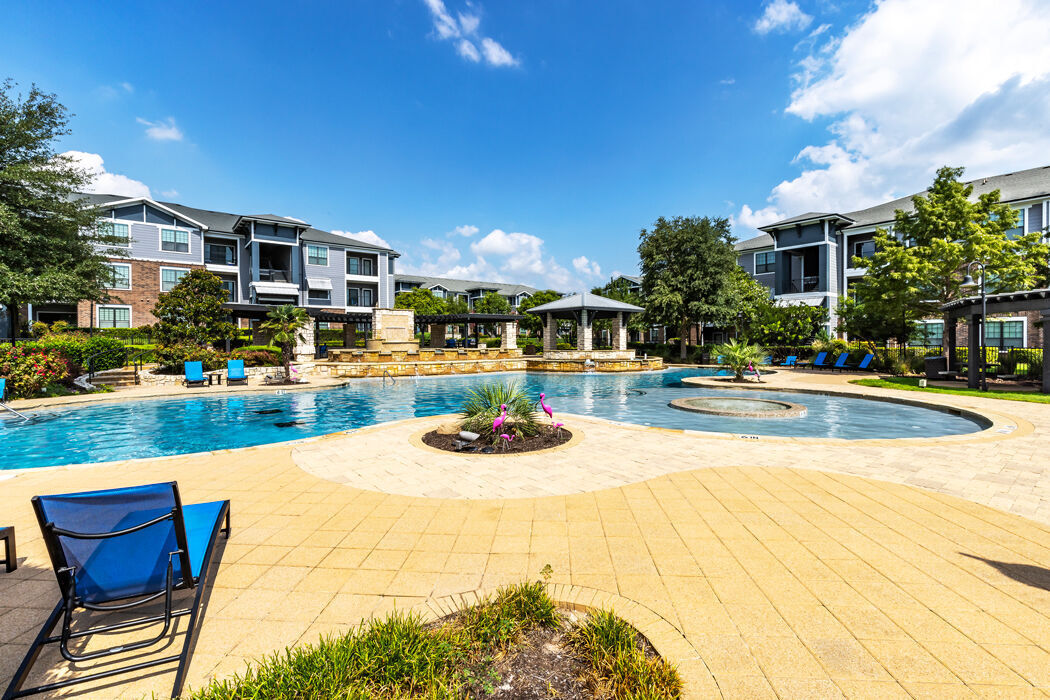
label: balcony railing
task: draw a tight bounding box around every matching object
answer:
[258,268,291,283]
[789,276,820,293]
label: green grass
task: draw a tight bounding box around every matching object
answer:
[850,376,1050,404]
[188,580,681,699]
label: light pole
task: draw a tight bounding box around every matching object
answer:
[960,261,987,391]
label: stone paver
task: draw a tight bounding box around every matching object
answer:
[1,370,1049,699]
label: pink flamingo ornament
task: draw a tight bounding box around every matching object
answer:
[539,393,554,422]
[499,433,514,450]
[492,404,508,432]
[553,421,564,436]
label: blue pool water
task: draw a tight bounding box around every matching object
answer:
[0,369,982,469]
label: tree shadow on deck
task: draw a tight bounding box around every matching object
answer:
[960,552,1050,592]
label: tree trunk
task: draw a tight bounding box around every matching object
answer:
[679,320,688,360]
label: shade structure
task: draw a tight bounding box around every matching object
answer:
[527,292,643,320]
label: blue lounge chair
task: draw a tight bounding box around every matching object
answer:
[0,376,5,401]
[184,360,207,387]
[780,356,797,367]
[846,353,875,371]
[826,352,850,370]
[226,359,248,386]
[4,482,230,699]
[799,351,827,369]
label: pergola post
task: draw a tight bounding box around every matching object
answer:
[342,323,358,349]
[611,312,627,351]
[500,320,518,350]
[945,316,957,369]
[967,313,980,389]
[577,309,592,351]
[1042,309,1050,394]
[544,313,558,352]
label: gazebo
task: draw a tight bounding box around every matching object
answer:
[527,292,644,357]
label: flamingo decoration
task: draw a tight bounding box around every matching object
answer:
[539,393,554,422]
[492,404,508,433]
[499,433,514,450]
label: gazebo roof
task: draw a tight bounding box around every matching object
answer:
[528,292,644,320]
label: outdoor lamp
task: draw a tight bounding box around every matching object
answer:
[960,274,976,288]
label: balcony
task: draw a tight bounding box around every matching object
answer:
[789,276,820,293]
[258,268,291,283]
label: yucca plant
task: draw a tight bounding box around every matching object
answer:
[460,381,539,444]
[713,338,765,381]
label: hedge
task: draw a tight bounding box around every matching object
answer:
[0,335,126,372]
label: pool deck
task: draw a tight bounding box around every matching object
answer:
[2,369,1050,698]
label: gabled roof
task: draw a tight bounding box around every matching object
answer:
[393,274,544,298]
[300,228,394,252]
[528,292,643,315]
[235,213,310,228]
[759,212,854,232]
[734,233,774,252]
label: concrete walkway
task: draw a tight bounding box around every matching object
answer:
[2,370,1050,698]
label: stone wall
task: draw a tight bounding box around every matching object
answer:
[327,347,523,363]
[317,358,527,379]
[139,365,279,386]
[542,350,636,360]
[525,357,664,372]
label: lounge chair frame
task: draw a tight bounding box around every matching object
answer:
[226,359,249,386]
[0,526,14,573]
[3,485,230,700]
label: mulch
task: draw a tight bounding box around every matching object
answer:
[422,427,572,454]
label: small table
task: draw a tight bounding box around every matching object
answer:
[0,526,15,573]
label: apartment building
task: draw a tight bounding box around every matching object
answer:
[393,274,542,311]
[22,193,399,330]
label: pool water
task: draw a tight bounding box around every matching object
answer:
[0,369,982,469]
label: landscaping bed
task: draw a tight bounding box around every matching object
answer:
[189,581,681,699]
[422,427,572,454]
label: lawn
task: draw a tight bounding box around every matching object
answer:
[851,376,1050,404]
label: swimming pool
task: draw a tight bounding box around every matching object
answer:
[0,369,983,469]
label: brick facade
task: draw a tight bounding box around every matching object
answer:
[76,259,203,328]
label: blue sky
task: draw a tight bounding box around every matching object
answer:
[3,0,1048,291]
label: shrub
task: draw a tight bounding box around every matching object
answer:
[231,346,281,367]
[0,347,71,398]
[0,334,126,372]
[460,381,540,444]
[712,339,765,380]
[31,321,49,338]
[154,344,228,373]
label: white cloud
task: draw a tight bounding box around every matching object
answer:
[136,117,183,142]
[452,224,479,237]
[480,38,518,67]
[719,77,736,85]
[753,0,812,35]
[737,0,1050,238]
[120,82,134,93]
[160,189,179,199]
[399,226,591,291]
[60,151,151,198]
[572,256,601,277]
[332,229,392,249]
[421,0,519,67]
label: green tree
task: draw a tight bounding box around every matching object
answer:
[638,216,739,359]
[259,304,311,378]
[151,269,236,347]
[0,80,125,343]
[394,287,448,315]
[726,266,776,337]
[473,291,511,314]
[851,166,1050,344]
[839,235,928,346]
[712,338,765,381]
[591,278,647,334]
[517,289,562,334]
[445,296,469,314]
[746,302,830,347]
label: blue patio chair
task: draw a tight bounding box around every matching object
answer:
[4,482,230,699]
[0,376,6,402]
[445,338,457,349]
[799,351,827,369]
[846,353,875,371]
[184,360,207,387]
[226,359,248,386]
[827,352,850,371]
[762,355,773,365]
[780,355,797,367]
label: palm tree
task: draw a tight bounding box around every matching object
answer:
[713,338,765,381]
[259,304,311,379]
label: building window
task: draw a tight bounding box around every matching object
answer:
[347,256,375,275]
[307,245,328,266]
[348,287,360,306]
[161,228,189,253]
[102,221,130,246]
[754,251,775,274]
[852,239,876,261]
[362,288,374,306]
[361,257,374,276]
[161,268,189,292]
[308,289,331,304]
[1005,209,1025,240]
[910,321,943,347]
[205,241,237,265]
[106,263,131,290]
[347,256,359,275]
[98,306,130,328]
[388,257,395,274]
[986,319,1025,348]
[219,278,237,301]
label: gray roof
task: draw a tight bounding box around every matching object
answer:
[394,274,543,297]
[734,233,774,252]
[528,292,643,314]
[75,192,394,251]
[612,274,641,284]
[759,211,854,232]
[759,164,1050,234]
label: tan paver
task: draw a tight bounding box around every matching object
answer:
[2,370,1050,698]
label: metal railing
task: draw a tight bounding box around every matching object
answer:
[788,276,820,293]
[258,268,291,283]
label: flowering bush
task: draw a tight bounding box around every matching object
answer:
[2,333,125,372]
[0,347,71,398]
[155,344,228,373]
[231,346,281,367]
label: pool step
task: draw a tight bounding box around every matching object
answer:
[90,368,139,388]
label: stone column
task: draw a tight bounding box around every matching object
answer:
[543,313,558,352]
[1042,310,1050,394]
[611,312,627,351]
[430,323,446,348]
[577,309,592,351]
[967,313,980,389]
[294,320,316,361]
[500,320,518,350]
[342,323,358,349]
